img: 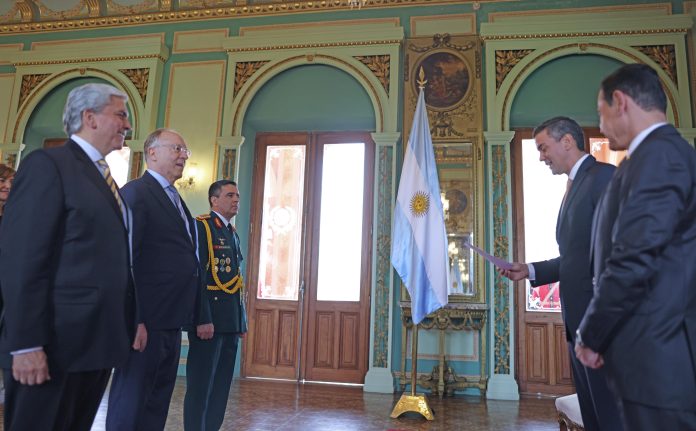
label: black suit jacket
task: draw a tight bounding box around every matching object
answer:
[532,155,615,341]
[0,140,134,371]
[579,124,696,411]
[121,171,199,330]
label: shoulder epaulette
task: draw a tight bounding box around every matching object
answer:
[196,214,211,221]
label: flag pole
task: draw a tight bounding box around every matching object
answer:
[390,67,435,421]
[389,318,434,420]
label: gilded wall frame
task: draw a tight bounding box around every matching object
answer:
[402,34,485,304]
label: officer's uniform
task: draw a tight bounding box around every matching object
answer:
[184,211,247,431]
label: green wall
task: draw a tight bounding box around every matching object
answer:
[509,54,625,128]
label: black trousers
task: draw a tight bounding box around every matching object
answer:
[3,366,110,431]
[567,342,623,431]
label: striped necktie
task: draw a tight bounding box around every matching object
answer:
[96,159,124,211]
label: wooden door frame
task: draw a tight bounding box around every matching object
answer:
[242,131,373,384]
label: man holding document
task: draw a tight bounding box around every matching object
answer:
[497,117,621,431]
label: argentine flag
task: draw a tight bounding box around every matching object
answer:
[391,88,450,324]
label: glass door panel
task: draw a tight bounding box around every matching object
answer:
[316,143,365,302]
[521,138,563,312]
[257,145,306,301]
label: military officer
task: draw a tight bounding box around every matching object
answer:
[184,179,247,431]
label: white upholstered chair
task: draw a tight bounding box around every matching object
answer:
[555,393,585,431]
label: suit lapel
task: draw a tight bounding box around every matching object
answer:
[556,155,596,239]
[142,172,195,248]
[69,140,126,227]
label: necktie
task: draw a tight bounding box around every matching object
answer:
[96,159,124,212]
[560,178,573,213]
[227,223,234,233]
[166,185,192,240]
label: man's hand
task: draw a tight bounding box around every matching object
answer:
[497,262,530,281]
[575,344,604,369]
[12,350,50,385]
[132,323,148,352]
[197,323,214,340]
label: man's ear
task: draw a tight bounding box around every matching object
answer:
[561,133,574,150]
[82,110,97,129]
[612,90,629,113]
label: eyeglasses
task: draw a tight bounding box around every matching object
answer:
[154,144,191,157]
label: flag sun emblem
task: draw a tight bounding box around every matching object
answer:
[410,192,430,217]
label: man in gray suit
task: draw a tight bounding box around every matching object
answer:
[576,64,696,429]
[500,117,621,431]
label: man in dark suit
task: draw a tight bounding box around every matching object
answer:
[106,128,200,430]
[0,83,135,430]
[184,179,247,431]
[499,117,621,430]
[576,64,696,429]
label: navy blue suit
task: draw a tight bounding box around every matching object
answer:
[107,171,199,430]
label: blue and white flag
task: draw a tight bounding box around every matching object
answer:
[391,89,450,325]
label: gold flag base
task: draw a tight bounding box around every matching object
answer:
[390,393,434,420]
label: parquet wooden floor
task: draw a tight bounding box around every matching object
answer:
[1,377,560,430]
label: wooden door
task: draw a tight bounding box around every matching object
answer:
[242,132,373,384]
[512,129,573,396]
[512,127,622,395]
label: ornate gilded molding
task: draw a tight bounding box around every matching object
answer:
[481,28,690,41]
[372,145,393,368]
[107,0,158,15]
[35,0,90,20]
[233,54,384,134]
[0,0,474,34]
[500,43,680,129]
[221,148,236,180]
[633,44,677,86]
[408,33,476,53]
[18,73,51,110]
[492,145,510,375]
[354,55,390,93]
[227,40,401,53]
[3,2,25,23]
[495,49,533,92]
[13,67,141,143]
[234,61,268,95]
[13,53,166,67]
[5,153,17,169]
[119,68,150,103]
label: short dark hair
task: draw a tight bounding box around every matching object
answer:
[532,116,585,151]
[208,179,237,207]
[0,163,15,180]
[600,63,667,113]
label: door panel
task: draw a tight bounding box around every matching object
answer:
[243,132,372,385]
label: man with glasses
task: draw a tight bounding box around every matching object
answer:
[107,128,200,430]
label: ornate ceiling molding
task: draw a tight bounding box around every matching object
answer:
[0,0,488,35]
